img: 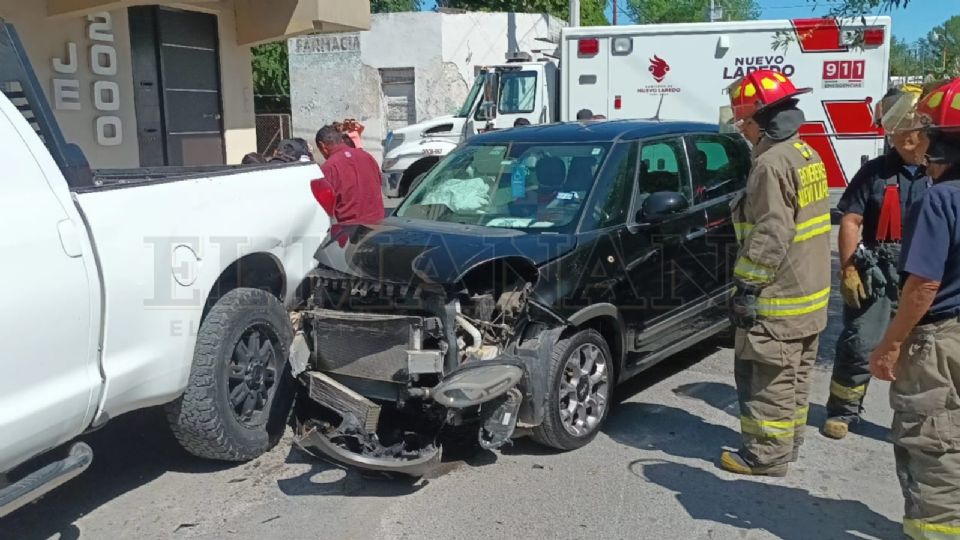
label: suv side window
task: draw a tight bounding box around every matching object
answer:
[582,142,639,230]
[686,133,750,203]
[636,137,692,204]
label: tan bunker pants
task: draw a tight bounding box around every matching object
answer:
[734,327,818,466]
[891,317,960,540]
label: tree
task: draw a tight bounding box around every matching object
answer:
[436,0,608,25]
[926,15,960,78]
[889,36,915,77]
[370,0,422,12]
[808,0,911,20]
[252,42,290,113]
[625,0,760,24]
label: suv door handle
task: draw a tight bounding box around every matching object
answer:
[685,227,707,241]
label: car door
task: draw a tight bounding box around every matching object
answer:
[684,133,751,294]
[616,136,711,355]
[0,99,99,472]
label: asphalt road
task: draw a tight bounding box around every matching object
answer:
[1,230,906,540]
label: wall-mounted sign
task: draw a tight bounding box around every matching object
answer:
[51,12,122,146]
[291,34,360,55]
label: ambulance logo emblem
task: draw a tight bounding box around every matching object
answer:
[649,55,670,83]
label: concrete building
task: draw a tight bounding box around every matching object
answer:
[289,11,564,161]
[1,0,369,168]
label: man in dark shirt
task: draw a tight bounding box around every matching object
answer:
[870,77,960,540]
[822,86,931,440]
[315,125,384,224]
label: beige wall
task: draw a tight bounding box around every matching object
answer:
[1,3,141,167]
[0,1,256,168]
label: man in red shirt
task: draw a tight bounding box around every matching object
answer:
[315,125,384,224]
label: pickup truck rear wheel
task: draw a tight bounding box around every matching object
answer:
[531,329,612,451]
[166,288,294,462]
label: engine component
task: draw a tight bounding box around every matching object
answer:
[456,314,500,361]
[307,308,442,382]
[479,387,523,450]
[304,371,381,434]
[407,350,443,375]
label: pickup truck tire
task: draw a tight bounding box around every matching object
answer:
[166,288,295,462]
[531,329,612,451]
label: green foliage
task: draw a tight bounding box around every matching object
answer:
[437,0,608,25]
[811,0,911,20]
[925,15,960,77]
[251,41,289,113]
[625,0,760,24]
[889,36,914,76]
[370,0,422,12]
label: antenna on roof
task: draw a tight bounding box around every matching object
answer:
[652,95,665,121]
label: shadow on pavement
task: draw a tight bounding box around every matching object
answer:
[670,380,891,444]
[613,343,722,405]
[0,407,235,540]
[605,403,739,462]
[277,438,502,497]
[632,459,901,540]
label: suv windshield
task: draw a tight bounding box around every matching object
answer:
[396,142,610,230]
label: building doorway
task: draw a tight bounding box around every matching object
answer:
[379,67,416,133]
[129,6,225,166]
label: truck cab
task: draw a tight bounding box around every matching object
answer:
[381,54,559,198]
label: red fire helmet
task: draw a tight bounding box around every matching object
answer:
[727,69,812,121]
[916,78,960,131]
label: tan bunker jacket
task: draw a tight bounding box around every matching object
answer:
[731,136,833,341]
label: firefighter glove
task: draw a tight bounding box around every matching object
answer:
[840,266,867,309]
[728,282,760,329]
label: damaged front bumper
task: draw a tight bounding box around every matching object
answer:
[293,361,525,476]
[290,304,547,475]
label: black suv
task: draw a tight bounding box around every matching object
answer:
[294,120,751,475]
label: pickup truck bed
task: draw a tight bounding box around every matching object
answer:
[0,19,332,514]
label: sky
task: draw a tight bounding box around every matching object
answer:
[420,0,952,42]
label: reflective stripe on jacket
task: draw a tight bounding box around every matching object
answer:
[731,136,832,340]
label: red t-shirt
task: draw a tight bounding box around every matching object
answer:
[319,144,384,224]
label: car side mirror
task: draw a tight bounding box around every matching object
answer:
[639,191,689,223]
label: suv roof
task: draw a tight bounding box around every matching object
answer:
[471,119,720,145]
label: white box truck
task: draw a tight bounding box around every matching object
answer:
[381,16,891,204]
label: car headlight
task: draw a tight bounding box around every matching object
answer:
[431,364,524,408]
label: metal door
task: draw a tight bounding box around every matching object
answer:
[157,8,225,166]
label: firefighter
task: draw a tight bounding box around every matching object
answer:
[822,85,932,440]
[720,69,832,477]
[870,78,960,540]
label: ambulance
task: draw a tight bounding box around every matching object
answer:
[381,17,892,205]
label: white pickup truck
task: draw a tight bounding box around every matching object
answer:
[0,22,333,515]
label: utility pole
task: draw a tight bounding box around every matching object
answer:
[708,0,723,22]
[613,0,618,25]
[569,0,580,27]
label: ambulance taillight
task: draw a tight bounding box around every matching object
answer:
[578,38,599,56]
[863,27,885,47]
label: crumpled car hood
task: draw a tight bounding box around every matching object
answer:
[314,217,577,287]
